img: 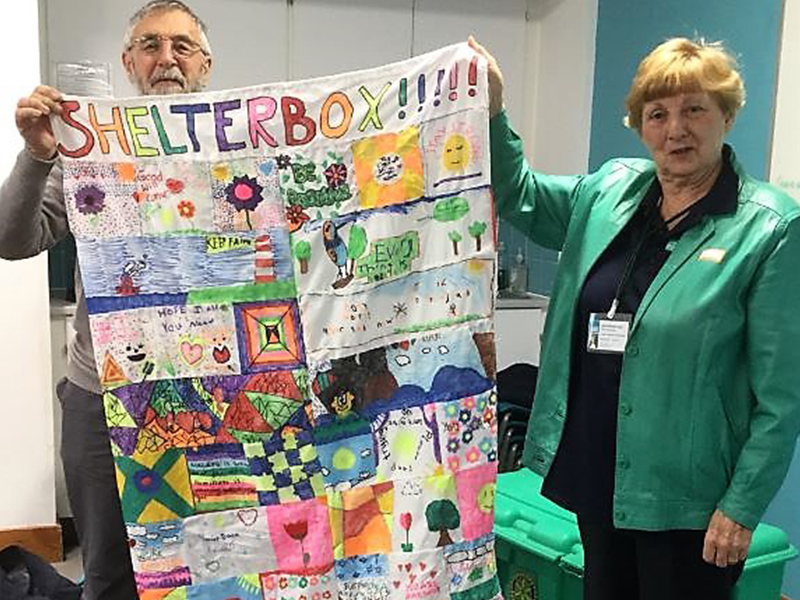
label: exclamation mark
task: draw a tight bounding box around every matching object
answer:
[417,73,426,112]
[398,77,408,119]
[468,56,478,97]
[448,62,459,101]
[433,68,445,107]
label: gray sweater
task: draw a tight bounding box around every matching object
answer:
[0,150,101,394]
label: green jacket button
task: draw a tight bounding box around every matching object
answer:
[627,345,639,357]
[620,403,632,416]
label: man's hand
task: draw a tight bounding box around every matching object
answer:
[15,85,63,161]
[467,36,504,118]
[703,509,753,568]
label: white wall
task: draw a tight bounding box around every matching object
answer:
[0,1,56,528]
[523,0,598,174]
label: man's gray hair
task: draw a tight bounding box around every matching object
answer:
[123,0,212,55]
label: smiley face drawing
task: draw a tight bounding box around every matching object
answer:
[442,134,471,172]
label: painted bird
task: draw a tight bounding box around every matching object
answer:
[322,220,349,282]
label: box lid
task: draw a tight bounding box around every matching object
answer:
[494,470,799,573]
[744,522,799,568]
[494,470,584,572]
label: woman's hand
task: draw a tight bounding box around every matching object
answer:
[703,509,753,567]
[15,85,63,161]
[468,36,504,118]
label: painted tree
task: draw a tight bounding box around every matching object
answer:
[433,196,469,223]
[448,231,462,255]
[293,240,312,274]
[425,499,461,547]
[468,220,487,252]
[347,224,368,276]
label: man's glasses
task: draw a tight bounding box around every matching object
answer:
[129,34,207,59]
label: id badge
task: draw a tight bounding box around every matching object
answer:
[587,312,633,354]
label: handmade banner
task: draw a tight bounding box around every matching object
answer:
[53,42,501,600]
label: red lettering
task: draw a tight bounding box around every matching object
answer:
[281,96,316,146]
[56,100,95,158]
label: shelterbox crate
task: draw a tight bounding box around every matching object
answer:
[494,470,798,600]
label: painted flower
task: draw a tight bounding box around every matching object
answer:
[177,200,195,219]
[459,409,472,424]
[445,421,460,436]
[466,447,480,463]
[277,154,292,169]
[284,520,308,540]
[279,576,289,589]
[286,203,310,232]
[400,512,413,531]
[322,592,332,600]
[445,403,458,418]
[479,439,493,454]
[298,577,308,589]
[211,163,230,181]
[463,396,476,410]
[75,185,106,215]
[447,438,460,453]
[488,450,497,462]
[462,430,474,444]
[447,456,461,472]
[225,175,264,212]
[483,407,496,427]
[324,162,348,188]
[166,178,185,194]
[477,396,488,411]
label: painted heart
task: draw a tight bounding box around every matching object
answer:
[393,581,401,589]
[409,574,417,584]
[429,570,438,579]
[419,561,426,571]
[180,341,204,365]
[206,560,220,572]
[166,178,185,193]
[237,508,259,526]
[405,563,412,572]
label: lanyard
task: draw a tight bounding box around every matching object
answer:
[606,197,695,319]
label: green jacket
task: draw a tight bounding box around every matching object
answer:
[491,111,800,531]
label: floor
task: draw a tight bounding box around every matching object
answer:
[53,546,83,583]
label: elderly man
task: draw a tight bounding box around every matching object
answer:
[0,2,212,598]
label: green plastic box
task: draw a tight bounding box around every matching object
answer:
[493,469,798,600]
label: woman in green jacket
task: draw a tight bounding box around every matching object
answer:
[471,36,800,600]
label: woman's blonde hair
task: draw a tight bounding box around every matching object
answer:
[624,37,745,132]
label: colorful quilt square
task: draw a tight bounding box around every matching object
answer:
[185,443,259,513]
[209,157,283,232]
[136,161,213,234]
[276,146,358,226]
[265,498,335,574]
[234,300,306,372]
[351,127,424,209]
[454,463,497,541]
[328,482,394,559]
[182,507,277,582]
[437,390,497,473]
[115,448,195,524]
[127,520,191,590]
[420,112,489,197]
[244,430,325,505]
[63,161,142,240]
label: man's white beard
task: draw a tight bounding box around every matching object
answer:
[131,65,208,95]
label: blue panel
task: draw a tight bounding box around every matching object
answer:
[589,0,783,180]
